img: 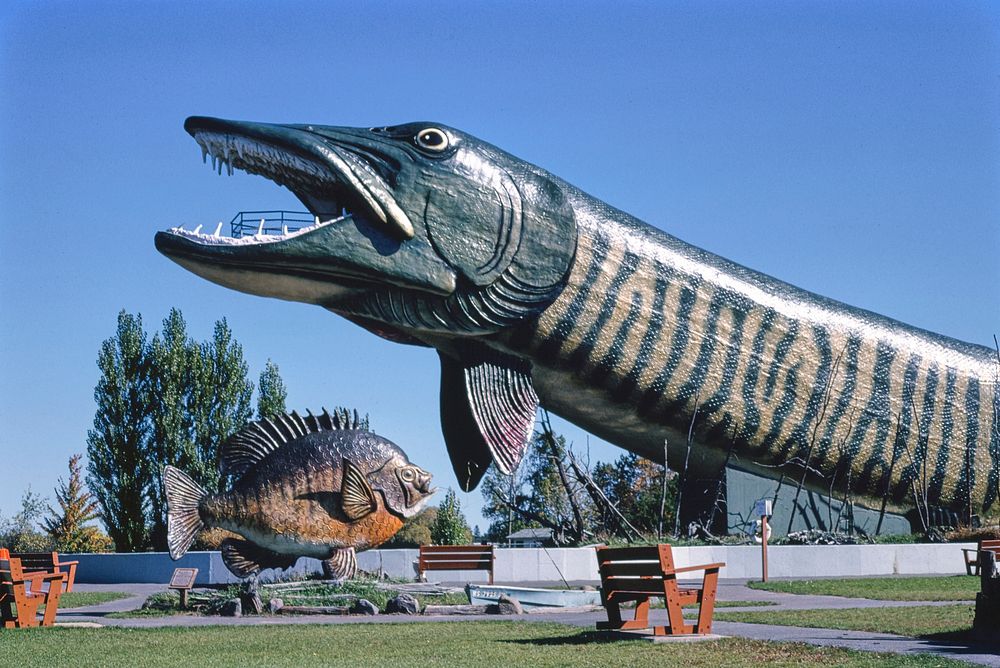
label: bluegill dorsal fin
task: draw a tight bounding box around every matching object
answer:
[341,458,377,520]
[220,408,367,481]
[220,537,297,578]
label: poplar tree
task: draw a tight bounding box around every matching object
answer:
[147,309,200,548]
[86,311,152,552]
[187,319,254,495]
[257,359,287,420]
[87,310,269,551]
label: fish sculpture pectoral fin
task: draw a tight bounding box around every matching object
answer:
[341,458,378,520]
[440,352,495,491]
[439,349,539,491]
[322,547,358,580]
[220,538,298,578]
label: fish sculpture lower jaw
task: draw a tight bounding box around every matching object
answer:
[160,117,1000,521]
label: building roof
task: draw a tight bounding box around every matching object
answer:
[507,528,554,540]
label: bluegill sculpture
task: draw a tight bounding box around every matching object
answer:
[165,409,435,579]
[156,118,999,523]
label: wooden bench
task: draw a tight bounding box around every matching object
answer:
[963,539,1000,577]
[417,545,495,584]
[596,544,724,636]
[11,551,79,593]
[1,556,66,628]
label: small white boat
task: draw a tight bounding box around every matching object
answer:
[466,584,602,609]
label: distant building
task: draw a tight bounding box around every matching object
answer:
[506,527,554,547]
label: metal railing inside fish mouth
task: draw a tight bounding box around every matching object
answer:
[229,210,316,238]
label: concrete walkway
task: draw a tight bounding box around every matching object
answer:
[56,580,999,666]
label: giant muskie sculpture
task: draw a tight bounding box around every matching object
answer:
[156,117,999,518]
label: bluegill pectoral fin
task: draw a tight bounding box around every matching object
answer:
[220,538,297,578]
[322,547,358,580]
[341,458,377,520]
[439,348,538,491]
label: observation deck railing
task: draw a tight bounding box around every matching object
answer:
[229,210,315,238]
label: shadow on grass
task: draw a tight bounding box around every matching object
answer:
[912,628,1000,656]
[504,630,648,646]
[920,629,974,643]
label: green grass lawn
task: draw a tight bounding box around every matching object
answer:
[748,576,978,601]
[716,604,975,638]
[3,621,971,667]
[55,591,131,608]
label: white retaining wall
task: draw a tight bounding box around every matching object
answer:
[66,543,975,584]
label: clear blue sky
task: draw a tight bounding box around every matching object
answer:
[2,1,997,537]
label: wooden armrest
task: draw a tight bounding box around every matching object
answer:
[13,572,65,586]
[671,562,725,574]
[54,559,79,567]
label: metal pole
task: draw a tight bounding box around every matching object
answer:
[761,514,769,583]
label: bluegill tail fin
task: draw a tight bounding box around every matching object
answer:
[164,465,206,560]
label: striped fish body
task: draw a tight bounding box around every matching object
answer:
[503,193,999,514]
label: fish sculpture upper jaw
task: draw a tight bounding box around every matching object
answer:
[158,117,1000,517]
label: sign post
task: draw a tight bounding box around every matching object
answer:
[753,499,772,582]
[168,567,198,609]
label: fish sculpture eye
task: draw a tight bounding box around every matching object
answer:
[399,467,416,482]
[415,128,449,152]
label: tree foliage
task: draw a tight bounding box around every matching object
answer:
[257,359,288,420]
[481,417,678,545]
[147,309,199,548]
[191,319,254,494]
[593,453,676,536]
[382,507,437,548]
[430,489,472,545]
[86,311,152,552]
[0,488,53,552]
[86,309,273,551]
[480,462,532,542]
[43,454,113,553]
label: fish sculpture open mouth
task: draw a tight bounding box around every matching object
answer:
[183,118,415,240]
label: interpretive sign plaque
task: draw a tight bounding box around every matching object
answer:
[168,567,198,608]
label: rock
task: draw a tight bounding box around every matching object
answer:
[496,594,524,615]
[384,593,420,614]
[220,599,242,617]
[350,598,378,615]
[240,590,263,615]
[582,585,597,591]
[268,598,284,614]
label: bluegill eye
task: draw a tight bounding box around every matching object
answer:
[415,128,449,152]
[400,468,416,482]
